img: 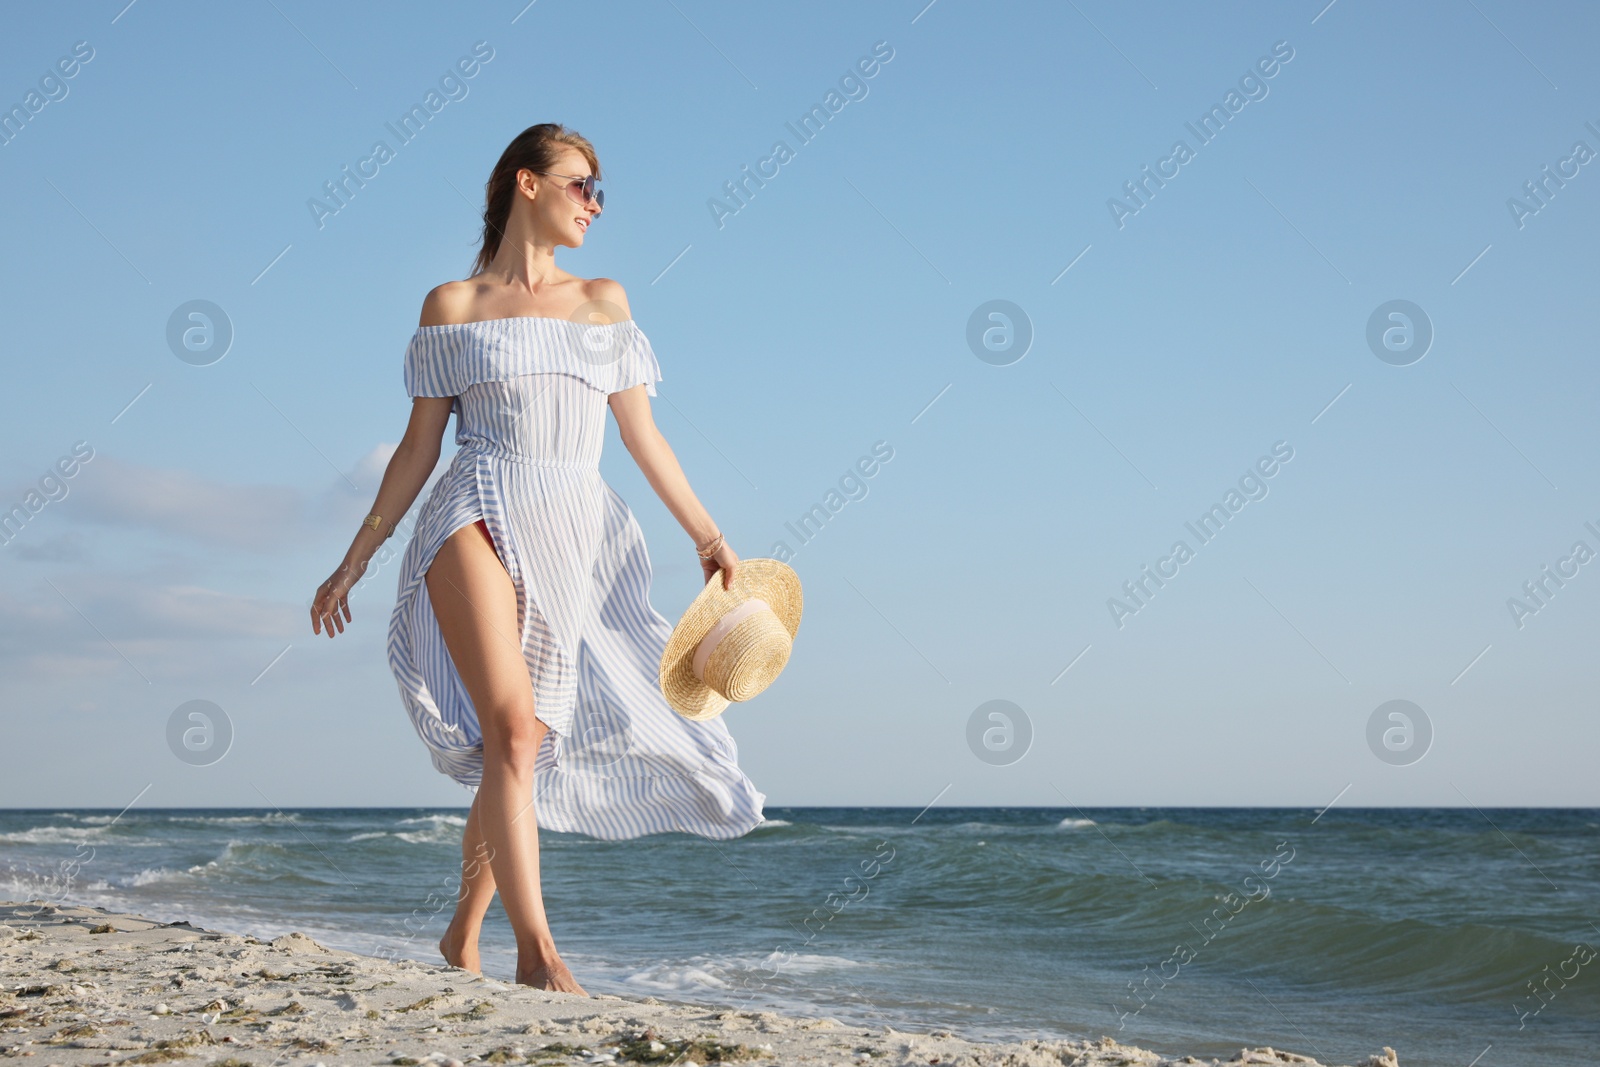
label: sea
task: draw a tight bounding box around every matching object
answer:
[2,806,1596,1067]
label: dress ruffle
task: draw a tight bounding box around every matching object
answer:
[403,316,661,414]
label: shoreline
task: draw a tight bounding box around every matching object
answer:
[1,899,1398,1067]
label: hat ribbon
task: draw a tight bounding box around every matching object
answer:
[692,597,772,683]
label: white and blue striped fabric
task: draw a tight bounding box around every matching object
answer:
[385,315,767,841]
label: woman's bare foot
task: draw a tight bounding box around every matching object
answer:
[438,917,482,973]
[517,951,587,995]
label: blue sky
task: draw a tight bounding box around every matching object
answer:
[2,0,1597,810]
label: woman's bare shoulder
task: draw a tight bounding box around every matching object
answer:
[584,277,632,322]
[418,280,479,328]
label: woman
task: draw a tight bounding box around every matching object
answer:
[308,123,766,994]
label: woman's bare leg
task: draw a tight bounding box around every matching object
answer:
[425,521,586,994]
[439,792,497,973]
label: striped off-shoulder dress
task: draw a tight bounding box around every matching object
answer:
[385,315,766,841]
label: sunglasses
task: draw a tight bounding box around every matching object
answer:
[538,171,604,211]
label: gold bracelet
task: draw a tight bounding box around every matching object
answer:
[362,513,394,539]
[695,531,724,559]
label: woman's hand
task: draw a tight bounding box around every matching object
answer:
[701,540,739,590]
[311,559,364,638]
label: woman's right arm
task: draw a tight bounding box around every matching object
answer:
[310,395,454,637]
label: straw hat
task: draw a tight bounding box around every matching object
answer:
[659,558,802,721]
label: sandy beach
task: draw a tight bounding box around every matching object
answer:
[0,900,1398,1067]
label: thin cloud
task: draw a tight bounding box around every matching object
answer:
[47,446,406,553]
[63,453,306,552]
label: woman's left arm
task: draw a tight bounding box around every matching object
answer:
[609,386,738,589]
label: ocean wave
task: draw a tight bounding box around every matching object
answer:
[394,826,464,845]
[188,839,311,875]
[1222,894,1600,1001]
[0,824,111,845]
[954,821,1070,834]
[388,812,468,844]
[618,950,861,997]
[185,840,243,876]
[754,819,792,828]
[348,832,390,842]
[396,813,468,828]
[32,812,138,826]
[816,824,919,838]
[94,840,336,888]
[0,869,83,903]
[752,951,861,973]
[620,960,732,994]
[617,966,732,998]
[164,812,302,826]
